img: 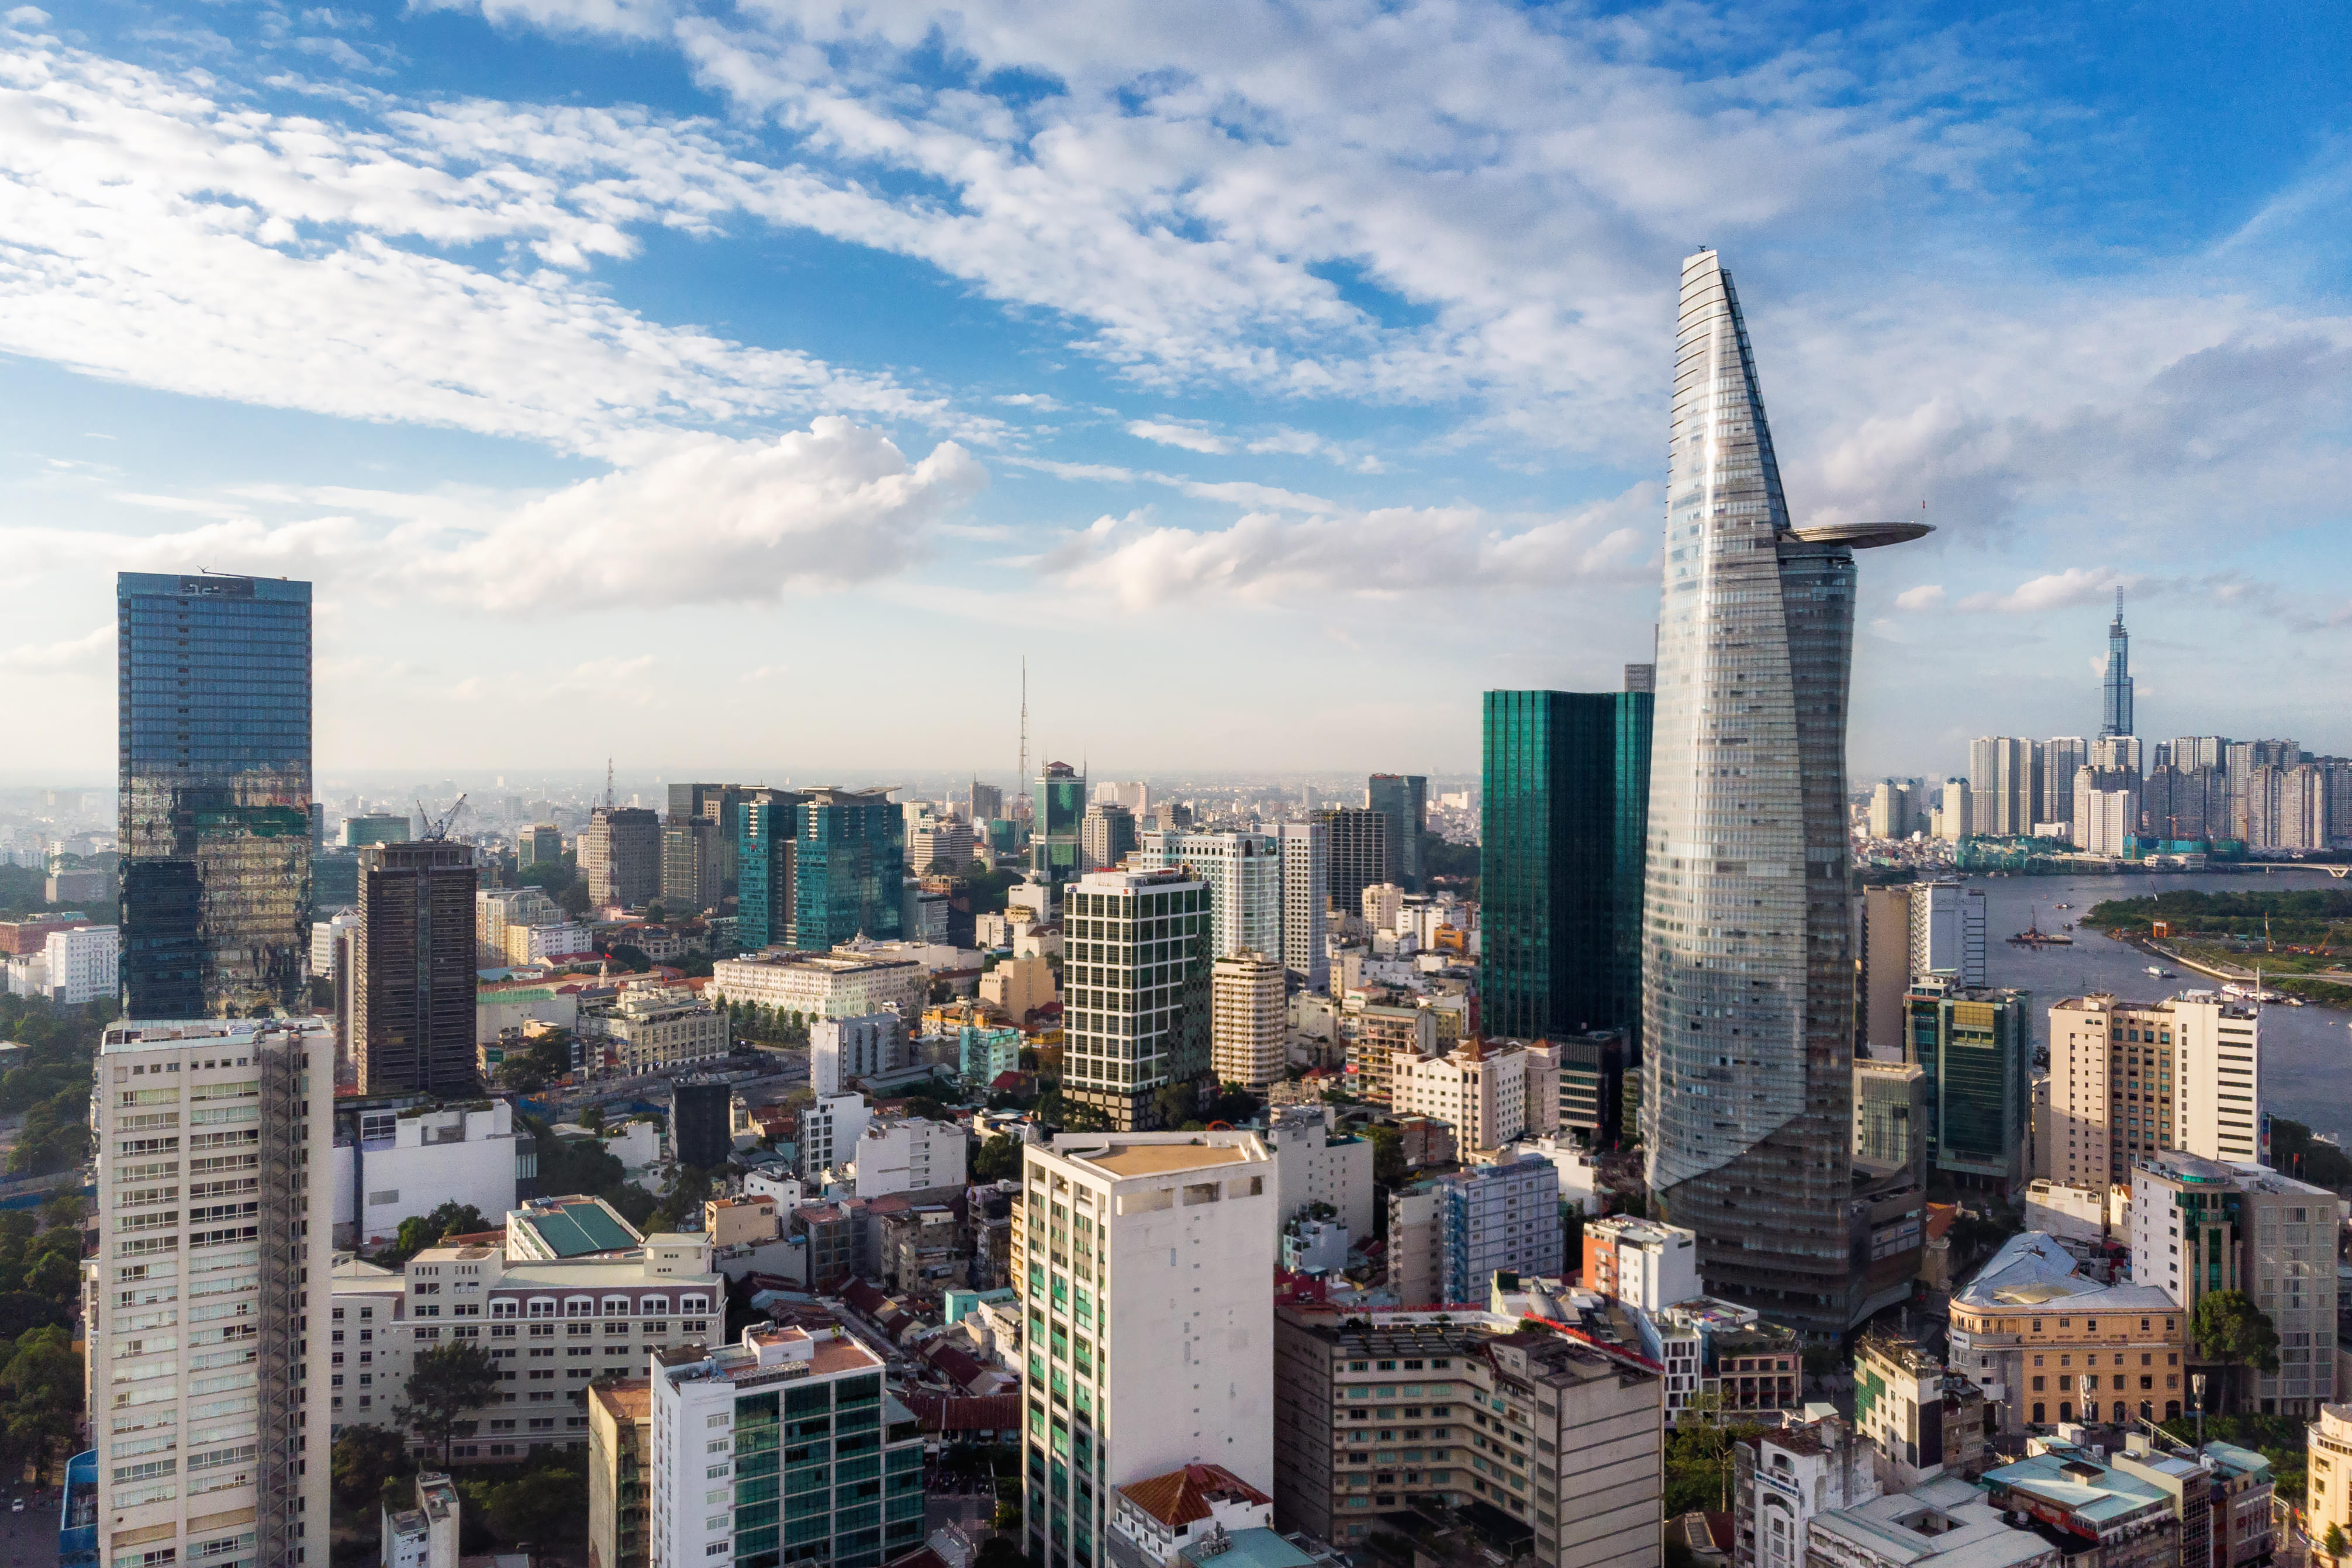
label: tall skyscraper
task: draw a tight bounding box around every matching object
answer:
[734,789,803,951]
[2042,737,2086,831]
[2044,991,2260,1186]
[1059,866,1210,1128]
[1080,800,1138,871]
[1900,976,2030,1190]
[1031,761,1087,887]
[1320,806,1390,916]
[1365,773,1428,890]
[353,840,480,1094]
[792,786,906,948]
[1966,737,2043,837]
[91,1017,334,1567]
[1135,830,1281,959]
[580,805,661,909]
[970,779,1004,823]
[118,571,313,1017]
[1276,820,1329,993]
[1479,688,1652,1047]
[658,820,720,913]
[2101,590,2133,738]
[1639,249,1927,1335]
[1016,1130,1278,1568]
[1210,949,1287,1088]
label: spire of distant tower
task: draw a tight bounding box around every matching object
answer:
[605,757,614,809]
[2101,589,2134,737]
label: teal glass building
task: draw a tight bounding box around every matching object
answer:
[1904,977,2031,1190]
[118,571,312,1017]
[1030,762,1086,888]
[735,790,804,951]
[790,788,905,949]
[1478,689,1652,1049]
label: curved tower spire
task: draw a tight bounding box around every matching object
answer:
[1640,250,1928,1335]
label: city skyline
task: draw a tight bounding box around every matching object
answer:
[4,3,2348,778]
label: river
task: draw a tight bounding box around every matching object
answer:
[1968,867,2352,1142]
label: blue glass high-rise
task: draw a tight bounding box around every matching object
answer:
[118,572,312,1016]
[790,788,904,949]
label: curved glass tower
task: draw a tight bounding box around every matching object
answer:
[1639,251,1926,1334]
[2102,591,2133,737]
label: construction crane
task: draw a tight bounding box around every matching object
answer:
[416,793,469,841]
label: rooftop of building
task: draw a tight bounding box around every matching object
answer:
[720,949,921,973]
[1586,1215,1694,1248]
[588,1379,654,1424]
[1117,1463,1273,1529]
[2201,1441,2272,1480]
[658,1322,884,1389]
[1857,1334,1947,1376]
[1986,1449,2174,1526]
[1808,1473,2065,1568]
[510,1194,644,1258]
[1051,1132,1268,1179]
[2056,992,2258,1020]
[331,1256,405,1293]
[1954,1231,2180,1314]
[1176,1529,1317,1568]
[102,1016,330,1054]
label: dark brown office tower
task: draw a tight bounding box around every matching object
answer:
[354,841,479,1094]
[1321,806,1390,915]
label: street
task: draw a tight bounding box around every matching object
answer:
[0,1490,57,1567]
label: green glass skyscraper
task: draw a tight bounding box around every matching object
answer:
[1479,688,1652,1047]
[735,790,804,951]
[1030,761,1086,889]
[791,787,905,949]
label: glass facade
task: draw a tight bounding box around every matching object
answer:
[118,572,312,1016]
[1478,690,1650,1048]
[1030,764,1087,887]
[1639,252,1925,1334]
[790,789,904,950]
[1905,980,2029,1188]
[1366,773,1428,890]
[1059,871,1211,1128]
[758,1370,922,1568]
[2102,596,2134,738]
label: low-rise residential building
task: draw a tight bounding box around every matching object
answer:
[2022,1177,2113,1243]
[1340,998,1438,1106]
[851,1116,969,1199]
[1806,1472,2059,1568]
[506,920,596,965]
[1389,1037,1558,1153]
[710,949,928,1024]
[978,952,1058,1023]
[1851,1334,1986,1491]
[704,1195,785,1247]
[1581,1216,1699,1313]
[1731,1415,1879,1568]
[382,1470,464,1567]
[1107,1463,1272,1568]
[1264,1103,1377,1239]
[334,1095,531,1249]
[587,1379,654,1568]
[877,1204,968,1297]
[1982,1448,2179,1568]
[648,1322,925,1568]
[1269,1306,1662,1564]
[1386,1152,1564,1307]
[1944,1231,2187,1434]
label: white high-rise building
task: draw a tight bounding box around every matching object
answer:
[1390,1038,1559,1154]
[1935,778,1973,842]
[37,921,118,1004]
[848,1115,967,1197]
[2044,990,2259,1186]
[2042,737,2088,832]
[1210,949,1287,1089]
[1135,830,1282,961]
[91,1017,336,1568]
[1909,880,1987,987]
[1276,820,1329,992]
[810,1013,907,1097]
[650,1323,926,1568]
[799,1093,873,1179]
[2072,773,2138,855]
[1016,1130,1278,1568]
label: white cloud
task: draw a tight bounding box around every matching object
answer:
[1244,426,1386,474]
[1,419,987,612]
[1956,567,2135,614]
[0,39,987,461]
[1125,419,1229,454]
[2,623,108,670]
[3,8,47,26]
[1894,584,1946,610]
[1042,483,1656,608]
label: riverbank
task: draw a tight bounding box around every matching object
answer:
[2121,932,2352,1008]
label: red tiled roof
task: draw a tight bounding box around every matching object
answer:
[1115,1463,1271,1529]
[920,1339,987,1389]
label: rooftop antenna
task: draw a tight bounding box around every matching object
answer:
[605,757,614,810]
[1019,657,1029,790]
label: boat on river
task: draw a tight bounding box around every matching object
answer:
[2008,907,2074,948]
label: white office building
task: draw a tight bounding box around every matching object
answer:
[649,1323,927,1568]
[811,1013,908,1097]
[710,951,928,1024]
[799,1093,873,1180]
[91,1017,336,1568]
[1583,1215,1702,1312]
[588,983,727,1075]
[849,1116,968,1198]
[1017,1131,1279,1568]
[1389,1037,1558,1153]
[1263,1103,1377,1237]
[1908,880,1987,988]
[2045,990,2259,1186]
[476,886,563,963]
[1135,830,1283,961]
[1277,820,1329,992]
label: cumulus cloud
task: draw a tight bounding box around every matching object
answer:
[1955,567,2136,614]
[0,419,987,612]
[1042,483,1656,608]
[1894,584,1946,610]
[2,623,109,671]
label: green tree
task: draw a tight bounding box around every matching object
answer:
[332,1424,413,1508]
[652,1166,715,1234]
[1365,1124,1408,1187]
[579,1102,606,1134]
[972,1134,1023,1183]
[399,1341,503,1467]
[2326,1524,2347,1561]
[2191,1289,2280,1411]
[605,942,653,973]
[480,1464,586,1542]
[0,1324,82,1477]
[388,1202,492,1266]
[1152,1081,1197,1128]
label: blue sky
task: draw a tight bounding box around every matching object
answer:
[4,0,2348,783]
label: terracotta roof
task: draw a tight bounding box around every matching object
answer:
[920,1339,987,1389]
[1116,1463,1272,1529]
[898,1391,1021,1434]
